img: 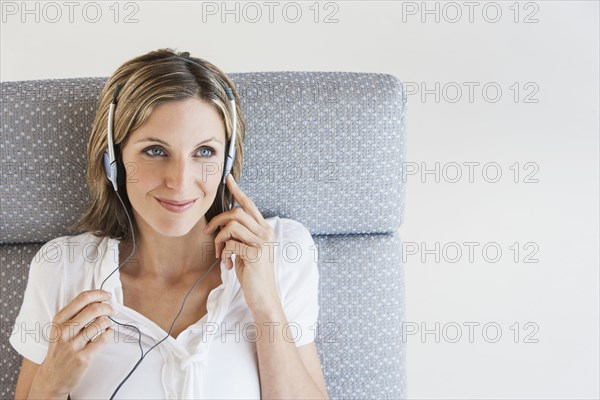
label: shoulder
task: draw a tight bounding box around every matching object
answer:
[27,232,113,292]
[264,216,315,247]
[264,217,319,295]
[32,231,110,268]
[24,232,114,308]
[265,217,320,339]
[263,216,317,263]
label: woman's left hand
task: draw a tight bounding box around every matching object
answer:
[203,174,280,315]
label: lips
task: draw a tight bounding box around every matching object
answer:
[155,197,196,213]
[155,198,196,206]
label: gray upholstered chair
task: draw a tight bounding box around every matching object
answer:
[0,72,408,399]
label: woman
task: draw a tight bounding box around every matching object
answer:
[11,49,328,399]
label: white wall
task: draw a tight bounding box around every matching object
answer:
[1,1,598,398]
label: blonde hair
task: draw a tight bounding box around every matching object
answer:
[70,48,246,241]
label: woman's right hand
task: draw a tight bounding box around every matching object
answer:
[30,290,116,398]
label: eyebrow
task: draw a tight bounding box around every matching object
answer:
[135,136,224,147]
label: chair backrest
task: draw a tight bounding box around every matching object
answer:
[0,71,408,399]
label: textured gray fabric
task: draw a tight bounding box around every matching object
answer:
[1,243,43,395]
[0,72,407,399]
[1,73,407,244]
[315,233,407,398]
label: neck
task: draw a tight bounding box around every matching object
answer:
[119,215,218,285]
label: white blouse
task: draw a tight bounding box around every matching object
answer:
[10,216,320,399]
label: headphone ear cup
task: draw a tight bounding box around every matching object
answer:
[115,144,126,188]
[222,141,229,184]
[103,151,111,178]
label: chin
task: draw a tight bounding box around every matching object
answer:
[133,208,204,239]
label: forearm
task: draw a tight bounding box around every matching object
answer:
[27,370,67,400]
[253,304,327,399]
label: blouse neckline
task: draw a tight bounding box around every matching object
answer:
[97,236,238,352]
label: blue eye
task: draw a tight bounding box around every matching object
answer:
[144,147,166,157]
[197,147,215,158]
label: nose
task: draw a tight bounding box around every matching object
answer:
[164,157,193,190]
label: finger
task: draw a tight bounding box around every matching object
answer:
[82,326,114,356]
[54,290,112,325]
[214,220,262,260]
[225,175,269,229]
[68,301,115,340]
[222,240,260,269]
[207,207,263,237]
[78,315,114,346]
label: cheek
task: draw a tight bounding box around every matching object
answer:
[199,162,223,187]
[126,164,161,194]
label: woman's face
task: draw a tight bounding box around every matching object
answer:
[121,97,226,237]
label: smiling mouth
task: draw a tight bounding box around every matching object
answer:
[155,198,196,213]
[155,198,196,206]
